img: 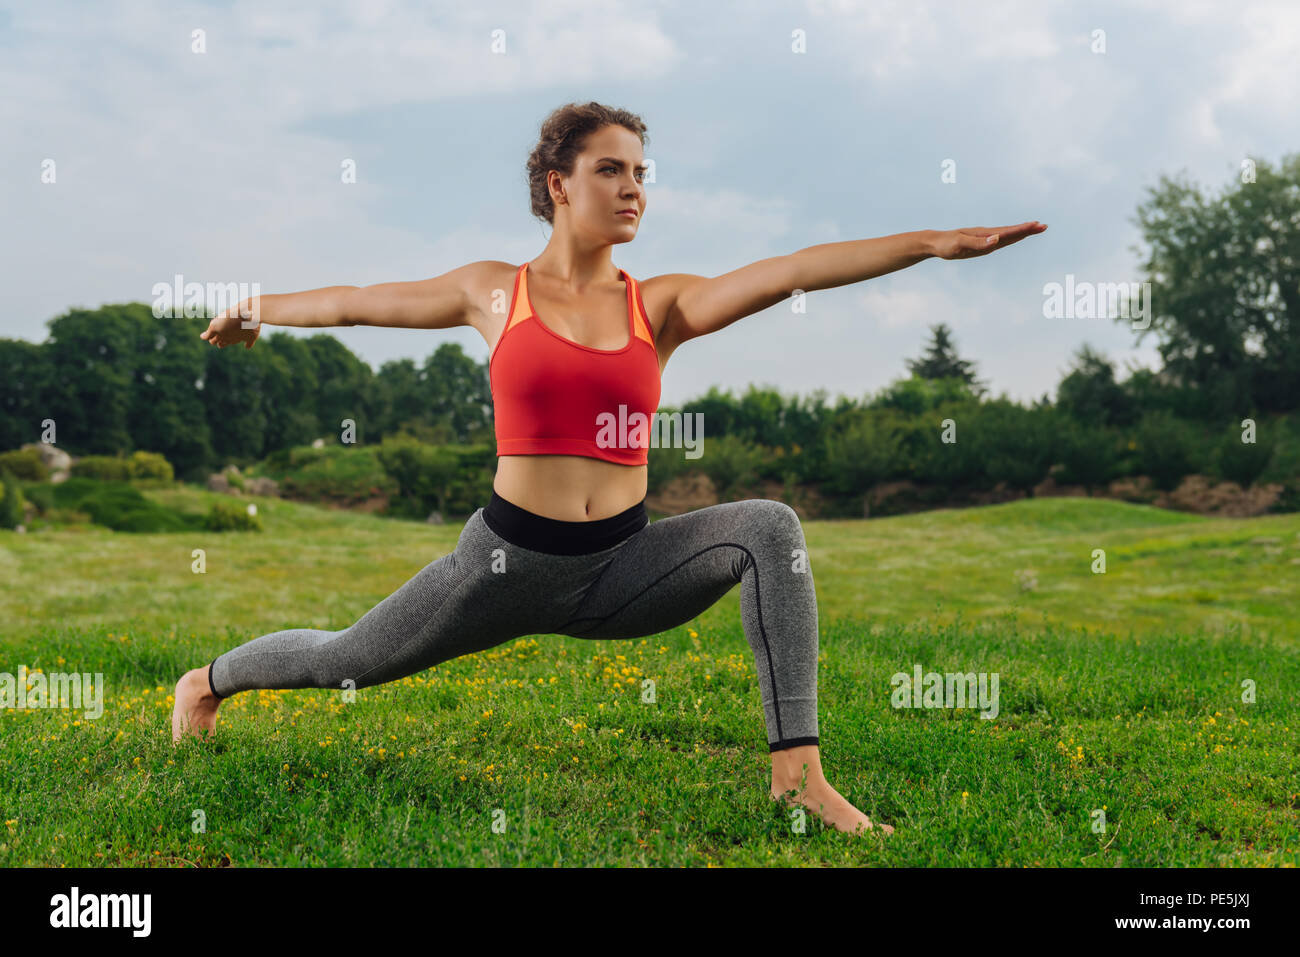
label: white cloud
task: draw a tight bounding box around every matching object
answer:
[0,0,681,347]
[854,282,967,330]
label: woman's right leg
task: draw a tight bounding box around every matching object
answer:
[173,508,549,739]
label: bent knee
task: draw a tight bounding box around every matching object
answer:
[740,498,803,536]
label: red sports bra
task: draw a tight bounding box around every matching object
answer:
[489,261,662,465]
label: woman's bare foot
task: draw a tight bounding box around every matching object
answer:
[171,667,222,743]
[770,744,893,836]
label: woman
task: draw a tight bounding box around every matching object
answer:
[174,101,1046,837]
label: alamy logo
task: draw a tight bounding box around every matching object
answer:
[0,666,103,719]
[1041,274,1152,330]
[890,664,1000,719]
[151,273,260,322]
[49,887,151,936]
[595,406,704,458]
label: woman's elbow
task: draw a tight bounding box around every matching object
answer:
[334,287,364,326]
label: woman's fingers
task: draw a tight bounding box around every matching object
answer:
[1002,221,1042,236]
[938,221,1046,259]
[961,221,1040,237]
[1000,221,1045,237]
[990,223,1046,248]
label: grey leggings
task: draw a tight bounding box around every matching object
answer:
[209,499,820,752]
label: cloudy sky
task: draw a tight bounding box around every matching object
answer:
[3,0,1296,408]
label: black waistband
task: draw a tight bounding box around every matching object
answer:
[482,490,648,555]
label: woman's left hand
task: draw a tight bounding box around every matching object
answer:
[928,221,1047,260]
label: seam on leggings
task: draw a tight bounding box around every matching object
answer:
[558,541,786,741]
[566,541,634,621]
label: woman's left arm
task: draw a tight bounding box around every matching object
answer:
[662,221,1046,347]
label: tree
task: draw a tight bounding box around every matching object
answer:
[421,343,494,443]
[202,335,269,464]
[869,374,978,417]
[303,335,375,443]
[682,386,743,442]
[255,334,321,454]
[0,340,53,450]
[905,323,988,397]
[1055,343,1135,428]
[372,357,425,437]
[130,305,212,479]
[42,307,136,454]
[1131,153,1300,415]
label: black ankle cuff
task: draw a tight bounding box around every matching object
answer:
[769,736,819,753]
[207,659,226,699]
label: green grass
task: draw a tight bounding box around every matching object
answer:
[0,488,1296,866]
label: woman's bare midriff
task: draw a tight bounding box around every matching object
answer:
[493,455,647,521]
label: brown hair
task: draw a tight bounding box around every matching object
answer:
[527,102,649,225]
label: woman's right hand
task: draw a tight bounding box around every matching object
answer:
[200,300,262,349]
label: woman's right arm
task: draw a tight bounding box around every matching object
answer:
[201,261,493,348]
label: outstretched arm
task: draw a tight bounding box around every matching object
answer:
[659,222,1047,349]
[199,261,491,349]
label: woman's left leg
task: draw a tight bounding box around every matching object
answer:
[557,497,819,752]
[553,497,891,835]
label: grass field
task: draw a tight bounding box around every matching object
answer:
[1,485,1297,866]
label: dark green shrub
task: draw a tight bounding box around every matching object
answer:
[869,375,976,416]
[1055,420,1122,494]
[278,445,398,505]
[907,409,986,488]
[376,436,457,511]
[1214,424,1275,487]
[51,477,194,532]
[1131,410,1200,492]
[375,437,494,517]
[1267,477,1300,514]
[20,482,54,514]
[694,434,764,499]
[977,403,1059,496]
[645,409,700,494]
[646,441,693,494]
[822,411,906,498]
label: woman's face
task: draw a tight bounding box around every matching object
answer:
[550,124,646,243]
